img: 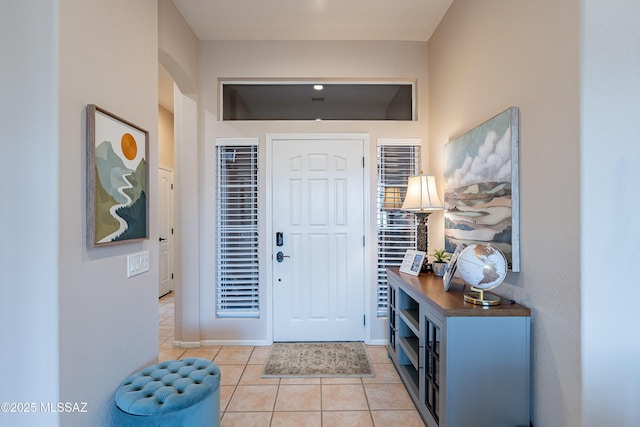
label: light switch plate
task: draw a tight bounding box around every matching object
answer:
[127,251,150,277]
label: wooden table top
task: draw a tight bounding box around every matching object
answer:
[387,267,531,317]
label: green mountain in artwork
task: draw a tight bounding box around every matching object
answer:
[94,164,120,241]
[123,158,147,203]
[95,140,131,204]
[93,140,147,243]
[113,158,147,241]
[113,190,147,241]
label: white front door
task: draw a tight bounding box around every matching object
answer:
[272,135,365,342]
[159,167,174,297]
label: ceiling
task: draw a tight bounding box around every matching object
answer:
[159,0,454,113]
[172,0,453,42]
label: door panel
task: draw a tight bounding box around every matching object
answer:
[272,137,365,341]
[159,168,174,297]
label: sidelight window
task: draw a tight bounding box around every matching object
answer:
[215,139,260,318]
[376,140,421,316]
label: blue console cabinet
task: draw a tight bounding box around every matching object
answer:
[386,268,531,427]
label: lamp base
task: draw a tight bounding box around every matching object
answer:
[414,212,431,273]
[463,287,501,306]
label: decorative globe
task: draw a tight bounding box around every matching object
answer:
[456,244,508,290]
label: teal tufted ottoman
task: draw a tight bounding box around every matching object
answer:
[112,358,221,427]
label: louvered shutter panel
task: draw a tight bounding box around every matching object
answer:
[376,141,421,316]
[216,142,260,317]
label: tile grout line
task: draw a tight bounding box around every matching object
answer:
[268,374,280,427]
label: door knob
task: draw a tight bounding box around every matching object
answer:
[159,237,167,242]
[276,251,290,262]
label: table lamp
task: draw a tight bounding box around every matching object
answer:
[401,175,443,269]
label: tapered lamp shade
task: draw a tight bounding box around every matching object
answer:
[401,175,443,212]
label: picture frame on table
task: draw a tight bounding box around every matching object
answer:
[400,249,427,276]
[443,245,463,291]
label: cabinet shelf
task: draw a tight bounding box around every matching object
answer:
[399,308,419,333]
[397,363,419,397]
[398,336,419,368]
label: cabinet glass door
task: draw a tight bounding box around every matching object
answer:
[424,314,441,424]
[387,286,397,352]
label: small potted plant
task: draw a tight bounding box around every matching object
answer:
[430,249,451,277]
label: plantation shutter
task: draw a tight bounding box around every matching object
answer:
[215,140,260,318]
[376,140,421,316]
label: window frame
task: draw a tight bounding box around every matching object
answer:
[219,79,416,121]
[375,139,421,317]
[215,139,260,318]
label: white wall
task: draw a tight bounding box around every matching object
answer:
[57,1,159,425]
[173,88,201,344]
[581,1,640,426]
[428,0,581,425]
[196,40,430,345]
[159,106,175,169]
[1,1,60,425]
[157,0,201,348]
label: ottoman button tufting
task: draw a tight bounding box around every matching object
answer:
[112,358,220,427]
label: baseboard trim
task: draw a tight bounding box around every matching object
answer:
[174,341,201,349]
[175,339,383,347]
[200,339,271,346]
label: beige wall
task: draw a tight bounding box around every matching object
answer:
[57,1,159,425]
[159,105,175,169]
[196,40,430,344]
[428,0,581,425]
[158,0,199,94]
[5,2,638,426]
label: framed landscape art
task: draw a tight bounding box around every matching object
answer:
[86,104,149,247]
[444,107,520,271]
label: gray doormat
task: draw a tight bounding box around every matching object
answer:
[262,342,374,378]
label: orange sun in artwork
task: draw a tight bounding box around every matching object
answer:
[121,133,138,160]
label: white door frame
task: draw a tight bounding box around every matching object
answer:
[265,133,372,344]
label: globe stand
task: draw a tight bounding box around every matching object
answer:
[464,287,501,306]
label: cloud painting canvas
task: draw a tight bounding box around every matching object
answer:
[87,105,149,247]
[444,107,520,271]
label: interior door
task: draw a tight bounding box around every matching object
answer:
[272,136,365,342]
[159,167,174,297]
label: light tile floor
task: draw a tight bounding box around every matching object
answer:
[159,292,426,427]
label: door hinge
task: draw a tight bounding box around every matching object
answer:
[363,315,366,326]
[171,183,174,190]
[363,236,365,247]
[171,228,174,234]
[362,157,365,168]
[171,273,174,279]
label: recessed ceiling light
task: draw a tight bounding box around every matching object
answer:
[313,84,324,91]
